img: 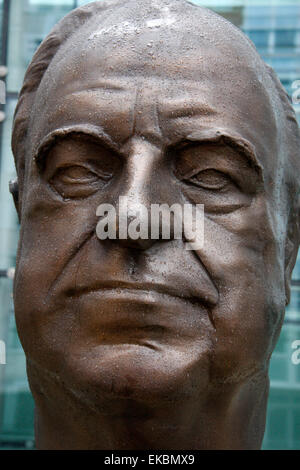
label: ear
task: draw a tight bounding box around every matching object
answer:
[9,178,20,220]
[285,197,300,305]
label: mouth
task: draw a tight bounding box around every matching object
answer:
[66,280,206,306]
[64,280,217,335]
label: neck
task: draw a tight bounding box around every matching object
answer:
[28,362,269,450]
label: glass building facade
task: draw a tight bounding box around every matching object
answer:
[0,0,299,450]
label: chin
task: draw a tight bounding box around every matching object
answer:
[60,341,211,408]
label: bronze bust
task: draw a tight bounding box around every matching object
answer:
[10,0,300,449]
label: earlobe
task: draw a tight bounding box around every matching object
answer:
[9,178,19,217]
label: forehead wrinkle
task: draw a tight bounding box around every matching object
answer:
[61,87,129,103]
[63,83,126,96]
[159,100,217,120]
[47,76,134,109]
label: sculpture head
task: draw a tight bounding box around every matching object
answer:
[11,0,300,449]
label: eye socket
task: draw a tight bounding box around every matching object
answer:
[187,169,234,191]
[179,168,251,214]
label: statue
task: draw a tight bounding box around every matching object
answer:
[10,0,300,449]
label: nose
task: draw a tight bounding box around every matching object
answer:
[113,137,175,250]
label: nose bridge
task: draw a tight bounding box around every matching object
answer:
[121,83,163,205]
[124,137,158,207]
[114,137,166,250]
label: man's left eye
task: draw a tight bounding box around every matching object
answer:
[54,166,100,184]
[49,165,110,199]
[187,169,232,190]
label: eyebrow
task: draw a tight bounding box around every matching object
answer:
[178,128,263,176]
[33,124,120,164]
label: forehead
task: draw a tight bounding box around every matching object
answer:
[31,11,279,180]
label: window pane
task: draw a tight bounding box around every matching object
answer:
[276,29,297,47]
[6,0,74,92]
[248,30,269,47]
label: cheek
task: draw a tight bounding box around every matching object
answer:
[199,202,286,381]
[13,184,99,365]
[211,281,284,382]
[16,179,99,291]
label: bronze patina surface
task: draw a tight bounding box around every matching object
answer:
[11,0,300,449]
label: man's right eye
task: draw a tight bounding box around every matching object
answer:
[50,164,110,199]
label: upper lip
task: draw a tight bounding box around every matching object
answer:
[67,280,210,305]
